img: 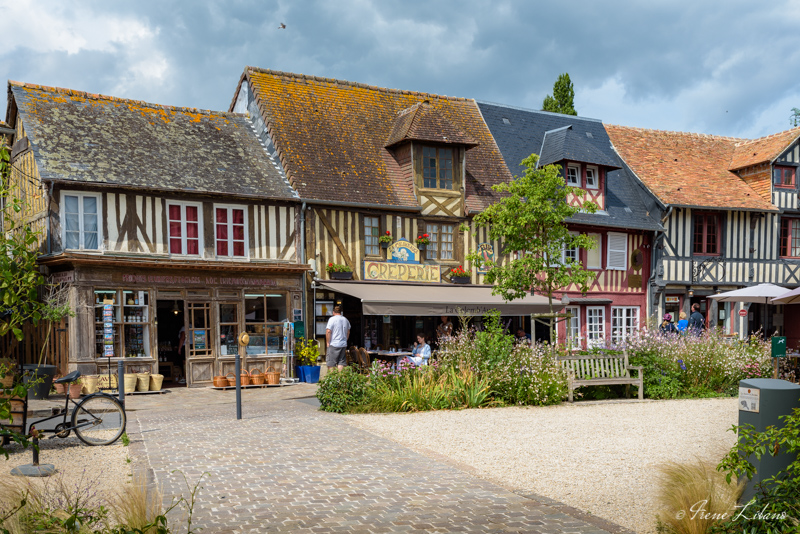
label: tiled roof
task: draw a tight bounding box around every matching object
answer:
[385,102,478,148]
[539,125,620,168]
[476,102,663,232]
[605,125,775,211]
[9,81,296,200]
[239,68,512,212]
[730,127,800,170]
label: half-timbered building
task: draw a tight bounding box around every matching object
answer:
[606,125,800,341]
[4,81,307,385]
[477,104,663,347]
[229,68,554,350]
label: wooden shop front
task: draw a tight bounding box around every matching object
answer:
[56,263,306,387]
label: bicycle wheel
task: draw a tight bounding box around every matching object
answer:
[72,394,126,446]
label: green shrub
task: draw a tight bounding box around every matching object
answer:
[316,367,371,413]
[713,408,800,533]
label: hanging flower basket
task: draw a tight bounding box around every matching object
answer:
[379,231,392,248]
[415,234,430,250]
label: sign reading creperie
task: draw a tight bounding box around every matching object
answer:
[121,274,276,286]
[363,261,441,283]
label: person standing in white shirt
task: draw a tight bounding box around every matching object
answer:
[325,306,351,370]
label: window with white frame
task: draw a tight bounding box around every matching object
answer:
[607,232,628,270]
[586,166,598,189]
[364,216,380,256]
[586,306,605,347]
[563,232,579,263]
[566,165,580,186]
[215,205,247,258]
[63,192,101,250]
[167,202,202,256]
[566,306,581,346]
[611,307,638,344]
[426,223,454,260]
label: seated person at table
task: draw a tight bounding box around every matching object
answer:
[407,334,431,367]
[515,329,532,344]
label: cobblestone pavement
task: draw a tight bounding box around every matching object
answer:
[126,386,632,534]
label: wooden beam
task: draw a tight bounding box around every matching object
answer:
[315,209,356,274]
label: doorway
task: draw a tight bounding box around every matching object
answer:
[156,300,186,387]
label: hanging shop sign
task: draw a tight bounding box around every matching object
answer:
[477,243,494,273]
[363,261,441,283]
[386,240,421,264]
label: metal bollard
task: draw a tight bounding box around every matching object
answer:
[31,434,39,466]
[235,353,242,420]
[117,360,125,408]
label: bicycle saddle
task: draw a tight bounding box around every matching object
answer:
[54,370,81,384]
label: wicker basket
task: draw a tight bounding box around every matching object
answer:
[149,374,164,391]
[225,372,236,387]
[0,359,15,389]
[97,373,118,390]
[240,371,252,386]
[124,373,138,393]
[250,368,265,385]
[136,373,150,392]
[81,375,99,395]
[265,366,281,385]
[213,375,228,387]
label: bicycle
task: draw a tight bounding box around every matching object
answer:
[2,370,127,446]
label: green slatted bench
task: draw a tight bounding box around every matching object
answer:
[558,351,643,402]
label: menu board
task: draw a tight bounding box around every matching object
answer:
[103,304,114,357]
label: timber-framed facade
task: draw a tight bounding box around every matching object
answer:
[4,81,307,385]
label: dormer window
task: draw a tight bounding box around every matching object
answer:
[566,165,580,186]
[774,166,796,188]
[422,146,453,189]
[586,166,598,189]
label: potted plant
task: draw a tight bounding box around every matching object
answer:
[415,233,430,250]
[326,262,353,280]
[450,266,471,284]
[379,230,392,249]
[296,338,321,383]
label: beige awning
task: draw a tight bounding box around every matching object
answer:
[318,280,562,316]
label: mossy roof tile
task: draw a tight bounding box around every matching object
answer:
[9,81,296,200]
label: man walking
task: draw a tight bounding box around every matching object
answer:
[325,305,351,370]
[688,303,705,334]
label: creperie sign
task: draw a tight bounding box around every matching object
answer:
[121,274,276,286]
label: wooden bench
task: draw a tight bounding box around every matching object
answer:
[558,350,643,402]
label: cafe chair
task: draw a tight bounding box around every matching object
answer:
[357,347,371,373]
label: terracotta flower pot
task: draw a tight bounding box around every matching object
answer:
[68,383,82,399]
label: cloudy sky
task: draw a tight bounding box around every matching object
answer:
[2,0,799,139]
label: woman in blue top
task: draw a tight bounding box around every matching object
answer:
[408,334,431,367]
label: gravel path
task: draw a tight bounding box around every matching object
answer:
[345,397,740,534]
[1,431,132,510]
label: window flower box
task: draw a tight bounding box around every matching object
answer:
[326,263,353,280]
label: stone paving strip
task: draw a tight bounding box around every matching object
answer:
[126,386,632,534]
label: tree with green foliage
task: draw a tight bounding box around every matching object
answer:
[466,154,598,342]
[1,144,70,456]
[542,73,577,116]
[791,107,800,128]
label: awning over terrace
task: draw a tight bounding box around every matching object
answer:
[317,280,561,316]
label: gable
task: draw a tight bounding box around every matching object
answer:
[236,68,512,213]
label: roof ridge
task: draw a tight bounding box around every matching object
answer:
[476,100,604,124]
[605,123,747,142]
[734,125,800,147]
[8,80,245,118]
[245,66,470,102]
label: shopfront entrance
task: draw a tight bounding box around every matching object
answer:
[156,299,185,386]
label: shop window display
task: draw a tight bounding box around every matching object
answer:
[244,293,288,355]
[94,289,150,358]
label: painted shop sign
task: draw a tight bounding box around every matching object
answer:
[477,243,494,273]
[363,261,441,283]
[121,274,277,286]
[387,240,421,264]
